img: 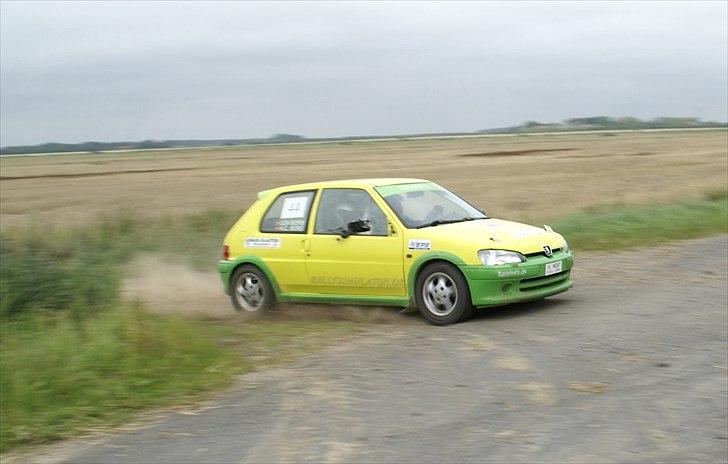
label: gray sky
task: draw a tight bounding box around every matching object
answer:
[1,1,726,146]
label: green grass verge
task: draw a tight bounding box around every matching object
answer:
[0,307,360,452]
[552,192,727,251]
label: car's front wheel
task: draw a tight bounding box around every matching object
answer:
[415,262,473,325]
[230,265,275,313]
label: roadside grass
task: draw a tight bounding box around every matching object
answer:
[0,209,234,318]
[0,307,361,451]
[1,191,726,452]
[0,209,363,452]
[0,305,240,450]
[552,191,728,251]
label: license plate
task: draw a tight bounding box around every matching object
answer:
[545,261,562,276]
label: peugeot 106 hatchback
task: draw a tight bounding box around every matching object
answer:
[219,179,573,325]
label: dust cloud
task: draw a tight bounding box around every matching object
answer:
[121,254,234,319]
[121,254,413,324]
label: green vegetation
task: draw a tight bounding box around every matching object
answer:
[0,211,361,452]
[552,191,728,251]
[0,210,233,318]
[0,308,359,451]
[0,134,309,156]
[1,192,726,452]
[1,306,239,449]
[480,116,727,134]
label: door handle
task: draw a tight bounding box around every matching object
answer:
[302,238,311,256]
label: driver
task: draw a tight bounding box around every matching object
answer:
[385,194,417,226]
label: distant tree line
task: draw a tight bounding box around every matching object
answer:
[1,117,725,155]
[0,133,309,156]
[478,116,727,134]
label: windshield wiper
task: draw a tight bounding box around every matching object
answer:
[415,217,480,229]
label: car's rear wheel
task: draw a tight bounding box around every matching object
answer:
[230,265,275,313]
[415,262,473,325]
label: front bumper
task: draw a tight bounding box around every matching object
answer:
[461,251,574,307]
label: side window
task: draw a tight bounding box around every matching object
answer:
[260,190,315,233]
[314,188,388,236]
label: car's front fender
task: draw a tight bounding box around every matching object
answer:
[406,251,467,297]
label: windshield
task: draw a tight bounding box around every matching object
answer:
[375,182,487,228]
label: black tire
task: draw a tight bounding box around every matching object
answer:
[229,265,275,313]
[414,262,473,325]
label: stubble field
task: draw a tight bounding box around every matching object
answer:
[1,130,726,231]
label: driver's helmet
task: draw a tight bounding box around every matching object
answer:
[336,202,356,224]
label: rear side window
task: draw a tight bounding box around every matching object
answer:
[260,190,315,233]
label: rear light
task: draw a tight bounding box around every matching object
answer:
[222,244,230,260]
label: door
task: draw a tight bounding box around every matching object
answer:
[256,190,316,293]
[305,188,405,296]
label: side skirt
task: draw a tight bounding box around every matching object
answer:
[278,292,410,308]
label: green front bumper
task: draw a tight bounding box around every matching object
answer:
[461,251,574,308]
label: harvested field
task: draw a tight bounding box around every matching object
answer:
[1,130,726,230]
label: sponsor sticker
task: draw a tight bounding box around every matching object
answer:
[408,239,432,251]
[497,269,528,278]
[244,237,281,249]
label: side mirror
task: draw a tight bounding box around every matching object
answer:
[340,219,371,238]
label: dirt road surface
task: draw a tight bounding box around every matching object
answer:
[18,236,728,463]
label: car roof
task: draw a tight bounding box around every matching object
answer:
[257,178,431,199]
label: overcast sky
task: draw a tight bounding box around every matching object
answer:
[1,1,726,146]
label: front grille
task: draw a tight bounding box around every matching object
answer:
[524,247,562,259]
[518,270,569,292]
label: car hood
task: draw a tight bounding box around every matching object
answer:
[413,218,566,255]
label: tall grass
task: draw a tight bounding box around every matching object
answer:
[0,208,366,452]
[0,306,360,451]
[552,192,727,251]
[0,305,243,450]
[0,209,237,318]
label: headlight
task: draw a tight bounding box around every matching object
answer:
[562,242,570,254]
[478,250,526,266]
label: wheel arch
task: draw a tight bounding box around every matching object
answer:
[223,256,282,298]
[406,251,468,297]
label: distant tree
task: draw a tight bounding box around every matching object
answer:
[565,116,613,126]
[522,120,550,128]
[614,117,643,128]
[651,117,701,128]
[268,134,306,142]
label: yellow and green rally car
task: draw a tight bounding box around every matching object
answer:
[219,178,573,325]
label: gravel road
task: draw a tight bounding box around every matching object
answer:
[30,236,728,463]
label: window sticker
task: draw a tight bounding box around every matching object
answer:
[280,196,309,219]
[276,218,305,232]
[408,239,432,250]
[244,237,281,249]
